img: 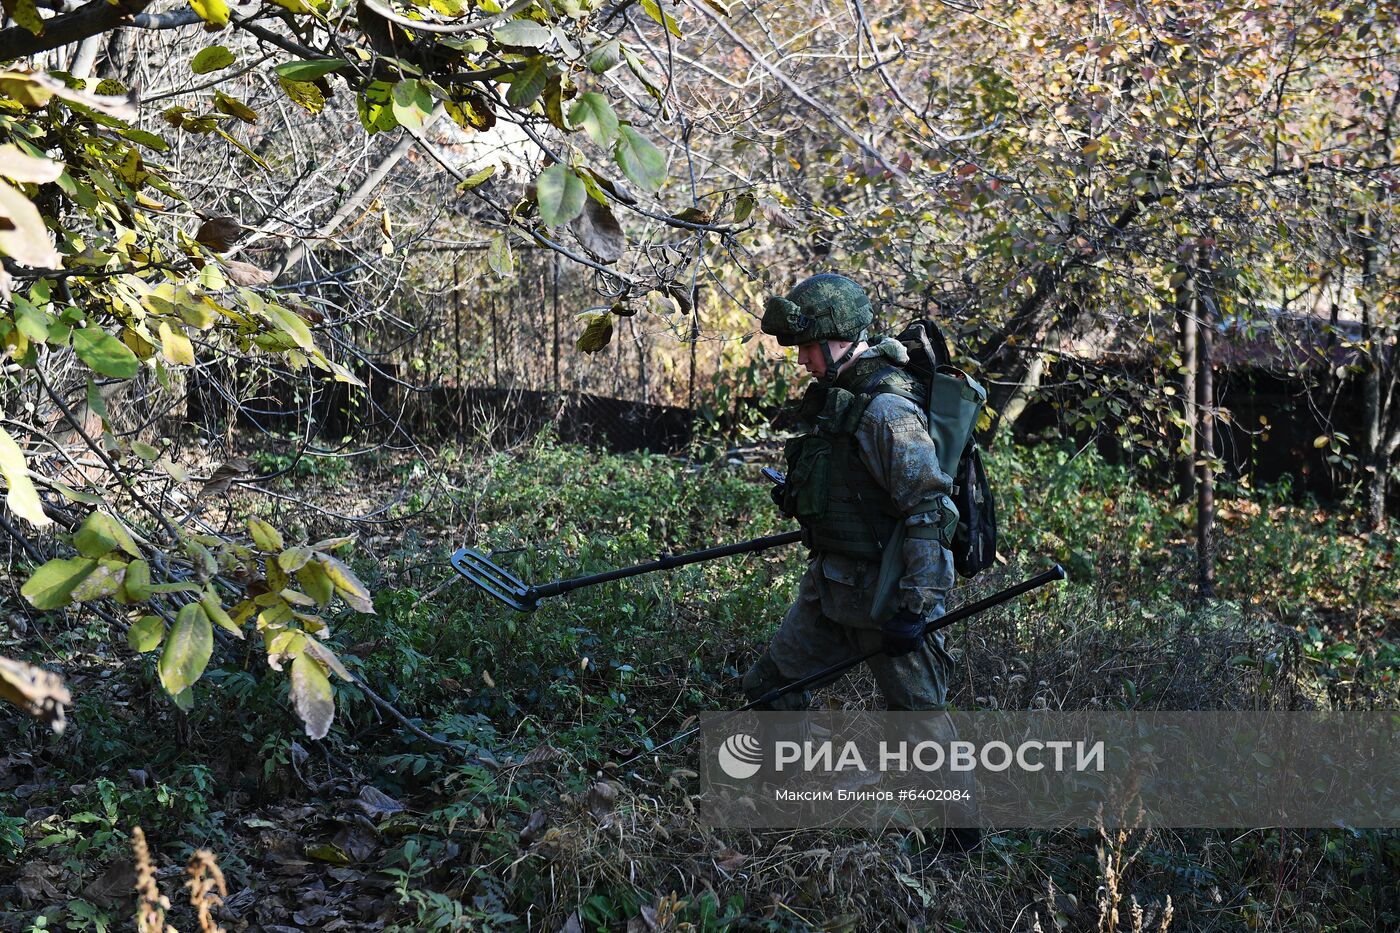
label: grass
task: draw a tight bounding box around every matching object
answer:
[1,433,1397,930]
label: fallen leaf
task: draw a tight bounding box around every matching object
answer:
[585,781,617,821]
[197,457,251,499]
[518,742,562,768]
[355,785,405,819]
[224,259,275,287]
[195,215,242,252]
[519,809,549,846]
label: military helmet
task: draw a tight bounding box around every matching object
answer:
[761,273,874,347]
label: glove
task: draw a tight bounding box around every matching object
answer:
[882,608,926,657]
[770,483,789,514]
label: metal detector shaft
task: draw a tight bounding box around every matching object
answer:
[534,530,805,601]
[452,530,804,611]
[748,562,1068,710]
[610,563,1068,771]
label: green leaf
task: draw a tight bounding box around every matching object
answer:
[188,0,230,28]
[639,0,682,37]
[486,232,513,277]
[733,191,757,223]
[73,511,140,558]
[305,840,349,863]
[613,125,666,193]
[576,313,613,353]
[586,39,622,74]
[275,59,349,81]
[358,81,397,134]
[278,546,314,573]
[493,19,552,48]
[613,125,660,191]
[535,164,587,227]
[390,79,434,132]
[72,326,139,378]
[290,653,334,740]
[191,45,236,75]
[21,557,97,610]
[158,602,213,696]
[12,296,49,343]
[127,615,165,653]
[123,559,153,601]
[506,58,549,108]
[567,92,619,146]
[213,91,258,124]
[70,558,127,602]
[457,164,495,190]
[278,77,327,115]
[201,591,243,637]
[248,517,284,552]
[120,129,170,152]
[0,425,49,528]
[622,45,662,98]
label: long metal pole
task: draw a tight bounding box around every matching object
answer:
[748,564,1066,708]
[610,564,1067,770]
[532,530,804,601]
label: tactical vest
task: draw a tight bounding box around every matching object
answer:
[780,362,922,563]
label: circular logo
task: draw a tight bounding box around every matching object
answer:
[717,733,764,780]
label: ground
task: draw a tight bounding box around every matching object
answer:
[1,435,1397,931]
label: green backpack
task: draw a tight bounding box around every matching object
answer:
[869,320,997,621]
[894,319,997,578]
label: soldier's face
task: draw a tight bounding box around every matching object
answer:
[796,340,851,379]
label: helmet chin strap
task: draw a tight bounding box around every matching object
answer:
[818,330,867,384]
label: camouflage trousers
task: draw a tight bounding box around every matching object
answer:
[741,558,956,712]
[741,559,977,829]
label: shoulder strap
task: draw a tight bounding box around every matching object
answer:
[859,365,900,394]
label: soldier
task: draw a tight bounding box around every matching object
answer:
[742,273,978,854]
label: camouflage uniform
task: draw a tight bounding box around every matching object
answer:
[743,275,959,714]
[741,337,959,713]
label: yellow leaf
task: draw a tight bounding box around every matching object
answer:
[0,0,43,36]
[248,517,284,551]
[158,321,196,365]
[189,0,230,28]
[315,553,374,614]
[0,179,62,268]
[0,425,49,528]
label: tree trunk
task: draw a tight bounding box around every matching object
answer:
[1175,267,1199,503]
[1195,261,1216,600]
[1357,214,1389,532]
[551,254,561,395]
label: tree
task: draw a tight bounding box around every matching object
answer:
[0,0,748,734]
